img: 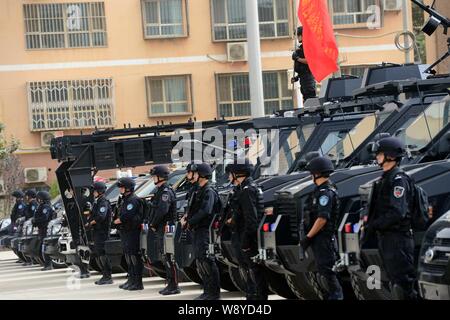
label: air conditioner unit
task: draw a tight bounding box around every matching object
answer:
[24,167,48,184]
[40,131,63,147]
[384,0,402,11]
[227,42,248,62]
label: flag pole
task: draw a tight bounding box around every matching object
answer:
[246,0,265,118]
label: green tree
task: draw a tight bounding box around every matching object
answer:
[0,123,23,218]
[412,0,427,63]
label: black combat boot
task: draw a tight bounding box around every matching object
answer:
[95,255,113,285]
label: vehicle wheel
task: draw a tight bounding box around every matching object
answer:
[308,272,326,300]
[228,266,246,293]
[349,271,392,300]
[264,269,297,299]
[183,266,203,285]
[285,273,321,300]
[51,258,67,269]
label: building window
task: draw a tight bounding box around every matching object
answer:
[217,71,293,118]
[340,65,372,77]
[328,0,380,28]
[28,79,114,131]
[146,75,192,117]
[211,0,290,41]
[141,0,188,38]
[23,2,107,49]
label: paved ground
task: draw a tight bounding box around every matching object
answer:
[0,250,282,300]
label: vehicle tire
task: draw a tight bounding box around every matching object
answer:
[349,271,392,300]
[228,266,246,293]
[264,269,297,299]
[308,272,326,300]
[51,258,67,269]
[285,273,321,300]
[217,265,238,292]
[183,266,203,285]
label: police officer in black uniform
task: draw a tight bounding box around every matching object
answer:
[85,181,113,285]
[225,161,268,300]
[148,165,180,296]
[291,26,317,102]
[114,177,144,291]
[183,163,221,300]
[365,137,417,300]
[21,189,38,265]
[301,156,343,300]
[25,189,38,220]
[34,191,54,271]
[11,190,26,229]
[180,162,200,228]
[10,190,26,263]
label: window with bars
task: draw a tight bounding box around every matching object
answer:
[328,0,381,28]
[217,71,293,118]
[23,2,107,49]
[211,0,290,41]
[141,0,188,38]
[27,79,114,131]
[146,75,192,116]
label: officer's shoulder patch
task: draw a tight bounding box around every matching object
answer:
[161,194,169,202]
[18,204,23,209]
[393,186,405,198]
[100,207,106,213]
[319,195,329,206]
[43,208,47,214]
[126,204,134,210]
[31,206,35,210]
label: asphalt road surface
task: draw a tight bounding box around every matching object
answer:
[0,251,282,300]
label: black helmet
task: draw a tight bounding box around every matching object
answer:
[186,161,201,173]
[296,26,303,36]
[36,191,51,202]
[306,156,334,176]
[226,160,254,177]
[150,165,170,180]
[92,181,107,194]
[25,189,37,198]
[192,163,213,179]
[117,177,135,192]
[373,137,405,159]
[12,190,25,198]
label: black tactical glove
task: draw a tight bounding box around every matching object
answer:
[292,51,300,61]
[300,236,312,250]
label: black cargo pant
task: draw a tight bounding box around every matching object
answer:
[192,227,220,297]
[299,71,316,102]
[311,232,343,300]
[93,230,112,278]
[156,226,178,289]
[231,231,268,300]
[378,231,417,300]
[38,228,52,267]
[121,228,143,280]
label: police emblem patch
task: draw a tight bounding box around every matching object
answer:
[18,205,23,209]
[100,207,106,213]
[43,209,47,214]
[393,186,405,198]
[319,195,329,206]
[161,194,169,202]
[31,206,35,211]
[127,204,133,210]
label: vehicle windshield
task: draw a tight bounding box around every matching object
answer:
[398,98,450,152]
[255,124,315,176]
[321,112,391,161]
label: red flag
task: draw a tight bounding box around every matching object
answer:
[298,0,339,82]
